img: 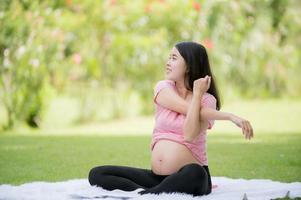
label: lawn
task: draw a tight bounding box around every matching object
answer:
[0,99,300,185]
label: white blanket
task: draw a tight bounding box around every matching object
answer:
[0,177,300,200]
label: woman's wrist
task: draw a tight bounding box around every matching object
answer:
[191,93,202,106]
[227,113,235,121]
[192,91,204,99]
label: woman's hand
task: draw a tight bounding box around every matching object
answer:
[193,75,211,96]
[229,114,254,140]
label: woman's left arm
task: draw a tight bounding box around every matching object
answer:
[154,78,254,140]
[183,93,203,142]
[183,76,254,141]
[184,76,212,142]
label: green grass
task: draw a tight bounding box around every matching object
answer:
[208,132,301,182]
[0,135,151,185]
[0,99,300,187]
[0,132,300,185]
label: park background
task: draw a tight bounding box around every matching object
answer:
[0,0,300,187]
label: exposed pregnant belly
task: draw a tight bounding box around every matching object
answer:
[151,139,201,175]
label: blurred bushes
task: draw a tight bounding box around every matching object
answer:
[0,0,300,130]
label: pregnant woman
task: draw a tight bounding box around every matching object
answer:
[88,41,254,197]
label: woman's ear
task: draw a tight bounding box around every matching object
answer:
[185,65,189,73]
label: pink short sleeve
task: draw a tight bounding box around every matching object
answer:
[153,80,176,104]
[201,94,217,129]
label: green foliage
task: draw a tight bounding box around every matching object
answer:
[0,0,300,130]
[0,1,53,129]
[205,0,301,98]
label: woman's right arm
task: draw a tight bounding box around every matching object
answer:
[156,87,254,139]
[155,87,188,115]
[156,87,231,120]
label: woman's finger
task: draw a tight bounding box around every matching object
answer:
[208,77,211,89]
[244,121,250,139]
[245,122,250,139]
[249,123,253,139]
[243,128,247,139]
[241,121,245,135]
[242,123,247,138]
[246,121,252,139]
[244,122,250,139]
[249,122,254,138]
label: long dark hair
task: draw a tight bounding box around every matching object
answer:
[175,41,221,110]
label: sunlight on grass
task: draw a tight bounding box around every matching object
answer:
[0,133,300,185]
[0,99,300,185]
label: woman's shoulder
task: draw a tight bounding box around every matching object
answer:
[203,92,215,99]
[201,92,217,108]
[201,92,217,103]
[154,79,176,91]
[155,79,176,86]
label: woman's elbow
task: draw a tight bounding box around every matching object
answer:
[183,129,197,142]
[184,135,194,142]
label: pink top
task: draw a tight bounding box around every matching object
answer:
[150,79,217,166]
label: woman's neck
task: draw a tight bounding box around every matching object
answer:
[175,79,191,99]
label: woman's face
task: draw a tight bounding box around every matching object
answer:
[165,47,187,81]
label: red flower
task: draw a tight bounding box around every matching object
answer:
[65,0,72,6]
[72,53,82,65]
[144,4,152,13]
[192,1,201,12]
[110,0,116,7]
[203,39,213,49]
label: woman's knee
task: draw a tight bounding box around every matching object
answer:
[180,163,208,179]
[88,165,110,186]
[88,167,99,185]
[180,164,210,195]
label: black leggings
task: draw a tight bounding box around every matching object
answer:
[88,163,212,197]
